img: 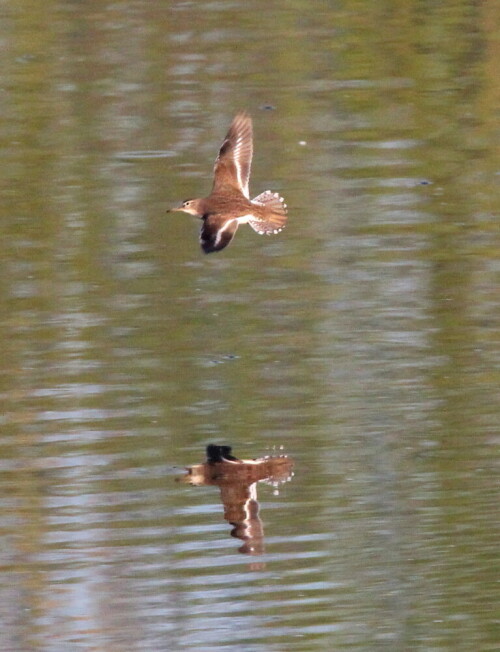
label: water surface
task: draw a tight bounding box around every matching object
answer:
[0,1,498,650]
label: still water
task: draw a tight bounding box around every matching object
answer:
[0,1,498,650]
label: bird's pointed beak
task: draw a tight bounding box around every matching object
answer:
[166,203,183,214]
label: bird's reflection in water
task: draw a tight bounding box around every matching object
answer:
[178,445,294,555]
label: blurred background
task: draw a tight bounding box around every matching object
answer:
[0,1,498,650]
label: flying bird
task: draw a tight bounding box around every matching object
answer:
[168,112,288,253]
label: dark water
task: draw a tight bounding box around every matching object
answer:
[0,1,498,650]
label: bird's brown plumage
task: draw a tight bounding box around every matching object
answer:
[168,111,287,253]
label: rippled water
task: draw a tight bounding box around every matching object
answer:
[0,1,498,650]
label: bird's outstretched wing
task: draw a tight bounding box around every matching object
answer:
[212,112,253,198]
[200,216,239,253]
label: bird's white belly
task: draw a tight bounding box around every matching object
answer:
[235,214,253,225]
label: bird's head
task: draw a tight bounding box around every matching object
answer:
[167,198,204,217]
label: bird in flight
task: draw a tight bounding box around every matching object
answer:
[168,112,288,253]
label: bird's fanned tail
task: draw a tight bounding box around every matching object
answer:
[249,190,288,235]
